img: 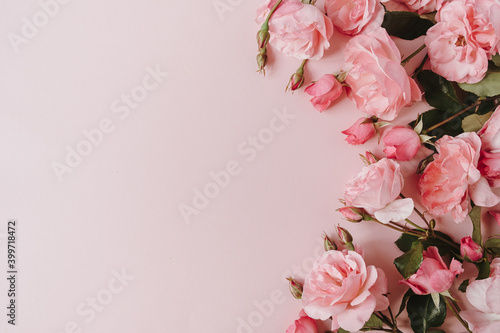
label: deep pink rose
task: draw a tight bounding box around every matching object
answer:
[256,0,334,60]
[344,158,414,223]
[400,246,463,295]
[426,0,489,83]
[342,27,421,121]
[382,126,421,161]
[286,311,318,333]
[461,258,500,333]
[460,236,484,261]
[341,117,375,145]
[395,0,443,14]
[302,250,389,332]
[324,0,384,35]
[304,74,343,112]
[419,133,500,223]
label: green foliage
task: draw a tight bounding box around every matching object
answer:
[382,11,434,40]
[407,294,447,333]
[395,231,460,258]
[397,288,415,317]
[458,279,469,292]
[459,72,500,97]
[395,241,424,279]
[476,258,491,280]
[462,112,493,132]
[469,206,482,245]
[363,313,384,329]
[485,238,500,256]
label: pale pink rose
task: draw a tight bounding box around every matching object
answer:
[302,250,389,332]
[395,0,443,14]
[460,236,484,261]
[256,0,334,60]
[426,0,489,83]
[341,117,375,145]
[304,74,343,112]
[338,206,364,222]
[382,126,421,161]
[286,310,318,333]
[489,210,500,226]
[469,0,500,56]
[461,258,500,333]
[344,158,414,223]
[400,246,463,295]
[419,133,500,223]
[478,106,500,153]
[324,0,384,35]
[479,151,500,188]
[342,27,422,121]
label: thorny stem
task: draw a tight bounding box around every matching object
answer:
[444,296,472,333]
[401,44,426,66]
[424,95,500,133]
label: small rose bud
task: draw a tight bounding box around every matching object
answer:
[460,236,483,262]
[286,71,305,92]
[338,206,364,222]
[336,226,353,245]
[256,50,268,74]
[286,277,303,299]
[323,233,337,251]
[365,151,379,164]
[341,118,375,145]
[256,27,270,50]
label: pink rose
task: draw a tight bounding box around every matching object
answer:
[324,0,384,35]
[344,158,414,223]
[425,0,489,83]
[460,236,484,261]
[478,106,500,153]
[304,74,343,112]
[256,0,334,60]
[286,311,318,333]
[302,250,389,332]
[382,126,421,161]
[461,258,500,333]
[341,117,375,145]
[338,206,364,222]
[395,0,443,14]
[419,133,500,223]
[469,0,500,56]
[479,151,500,188]
[400,246,463,295]
[489,210,500,226]
[342,27,421,121]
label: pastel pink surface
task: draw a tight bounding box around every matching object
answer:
[0,1,497,333]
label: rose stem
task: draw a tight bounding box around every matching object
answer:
[401,44,426,67]
[443,296,472,333]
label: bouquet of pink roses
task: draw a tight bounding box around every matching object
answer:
[255,0,500,332]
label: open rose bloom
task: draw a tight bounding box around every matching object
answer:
[302,250,389,332]
[324,0,384,35]
[256,0,334,60]
[304,74,343,112]
[478,106,500,187]
[342,27,421,121]
[461,258,500,333]
[286,310,318,333]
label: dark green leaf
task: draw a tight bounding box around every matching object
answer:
[469,206,482,245]
[382,11,434,40]
[395,241,424,279]
[337,328,350,333]
[407,294,447,333]
[462,112,493,132]
[397,288,415,317]
[493,54,500,67]
[363,313,384,329]
[395,231,460,258]
[417,154,436,174]
[396,233,418,252]
[458,72,500,97]
[417,71,463,112]
[427,330,446,333]
[476,258,491,280]
[485,238,500,256]
[458,279,469,292]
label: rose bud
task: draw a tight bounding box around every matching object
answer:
[336,226,354,246]
[256,50,268,74]
[287,277,303,299]
[461,236,484,262]
[287,71,305,92]
[341,117,376,145]
[382,125,421,161]
[323,233,337,251]
[304,74,343,112]
[338,206,364,222]
[256,26,270,50]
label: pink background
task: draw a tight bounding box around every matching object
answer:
[0,1,496,332]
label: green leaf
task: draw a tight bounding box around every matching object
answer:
[493,54,500,67]
[407,294,447,333]
[395,231,460,258]
[462,112,493,132]
[382,11,434,40]
[395,241,424,279]
[469,206,482,245]
[396,233,418,252]
[426,330,446,333]
[417,71,463,112]
[459,72,500,97]
[485,238,500,256]
[337,328,350,333]
[397,288,415,317]
[476,258,491,280]
[363,313,384,329]
[458,279,469,292]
